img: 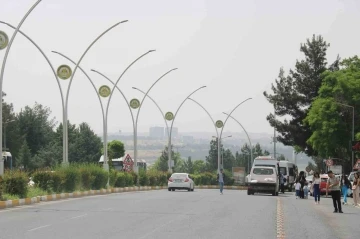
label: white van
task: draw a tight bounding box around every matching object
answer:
[278,161,296,191]
[247,166,279,196]
[252,156,277,168]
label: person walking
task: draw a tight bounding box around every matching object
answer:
[340,174,351,205]
[280,172,285,193]
[326,170,343,213]
[352,172,360,207]
[295,181,301,199]
[312,172,321,204]
[217,169,225,195]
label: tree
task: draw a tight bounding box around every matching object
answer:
[17,103,56,156]
[183,156,194,174]
[304,56,360,170]
[153,145,181,172]
[222,149,235,171]
[74,123,102,163]
[263,35,339,156]
[205,138,221,171]
[193,160,206,174]
[17,140,33,170]
[277,154,286,161]
[107,140,125,160]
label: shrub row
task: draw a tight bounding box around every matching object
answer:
[0,164,235,200]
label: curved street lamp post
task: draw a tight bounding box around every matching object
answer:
[92,68,177,184]
[188,98,252,173]
[216,98,252,173]
[165,86,206,172]
[0,0,42,175]
[0,18,127,171]
[222,112,253,168]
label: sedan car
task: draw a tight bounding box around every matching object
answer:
[168,173,195,191]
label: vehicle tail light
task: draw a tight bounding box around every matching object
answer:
[168,178,173,182]
[185,178,189,182]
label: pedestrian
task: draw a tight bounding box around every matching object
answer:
[340,174,351,205]
[352,172,360,207]
[312,172,321,204]
[295,181,301,199]
[326,170,343,213]
[303,182,309,199]
[298,172,306,199]
[280,172,285,193]
[217,168,225,195]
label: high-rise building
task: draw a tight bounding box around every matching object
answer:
[149,126,164,139]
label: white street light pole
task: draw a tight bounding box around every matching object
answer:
[94,50,155,176]
[135,69,180,175]
[166,86,207,172]
[336,102,355,169]
[222,113,253,167]
[3,119,15,169]
[0,0,42,176]
[218,98,252,173]
[60,20,128,165]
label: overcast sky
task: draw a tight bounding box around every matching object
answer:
[1,0,359,136]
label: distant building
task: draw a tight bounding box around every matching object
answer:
[166,127,178,138]
[149,126,164,139]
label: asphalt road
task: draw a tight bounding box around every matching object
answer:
[0,189,359,239]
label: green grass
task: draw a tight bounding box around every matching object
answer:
[2,194,20,200]
[27,187,47,198]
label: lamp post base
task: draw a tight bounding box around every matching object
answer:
[61,161,69,167]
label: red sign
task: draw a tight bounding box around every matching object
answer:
[353,159,360,170]
[326,159,333,166]
[123,154,134,172]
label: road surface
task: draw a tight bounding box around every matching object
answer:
[0,189,359,239]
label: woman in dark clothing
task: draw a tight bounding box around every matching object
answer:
[340,175,351,205]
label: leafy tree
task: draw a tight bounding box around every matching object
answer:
[17,103,56,156]
[193,160,206,174]
[183,156,194,174]
[205,138,221,171]
[304,56,360,170]
[263,35,339,156]
[17,140,33,170]
[307,161,318,173]
[277,154,286,161]
[153,145,180,172]
[74,123,102,163]
[222,149,235,171]
[107,140,125,160]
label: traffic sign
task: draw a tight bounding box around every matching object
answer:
[215,120,223,128]
[326,159,333,166]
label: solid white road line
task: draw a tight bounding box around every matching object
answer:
[28,224,51,232]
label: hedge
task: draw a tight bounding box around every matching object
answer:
[0,164,235,201]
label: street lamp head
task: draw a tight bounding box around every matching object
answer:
[90,69,97,72]
[132,87,138,90]
[120,20,129,23]
[148,49,156,53]
[201,86,207,88]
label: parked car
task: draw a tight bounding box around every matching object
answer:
[168,173,195,191]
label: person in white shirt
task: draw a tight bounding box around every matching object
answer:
[312,172,321,204]
[303,183,309,199]
[295,181,301,199]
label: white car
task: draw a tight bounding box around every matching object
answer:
[168,173,195,191]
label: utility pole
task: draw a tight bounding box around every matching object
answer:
[273,106,277,160]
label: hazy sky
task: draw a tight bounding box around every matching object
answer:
[1,0,359,136]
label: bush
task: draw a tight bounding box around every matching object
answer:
[3,170,28,198]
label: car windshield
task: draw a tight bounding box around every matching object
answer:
[171,174,187,179]
[253,168,274,175]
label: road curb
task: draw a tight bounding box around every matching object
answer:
[0,185,168,210]
[0,185,247,210]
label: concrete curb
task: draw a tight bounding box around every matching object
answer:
[0,185,246,210]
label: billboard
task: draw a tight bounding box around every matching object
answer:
[232,167,246,185]
[329,165,342,175]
